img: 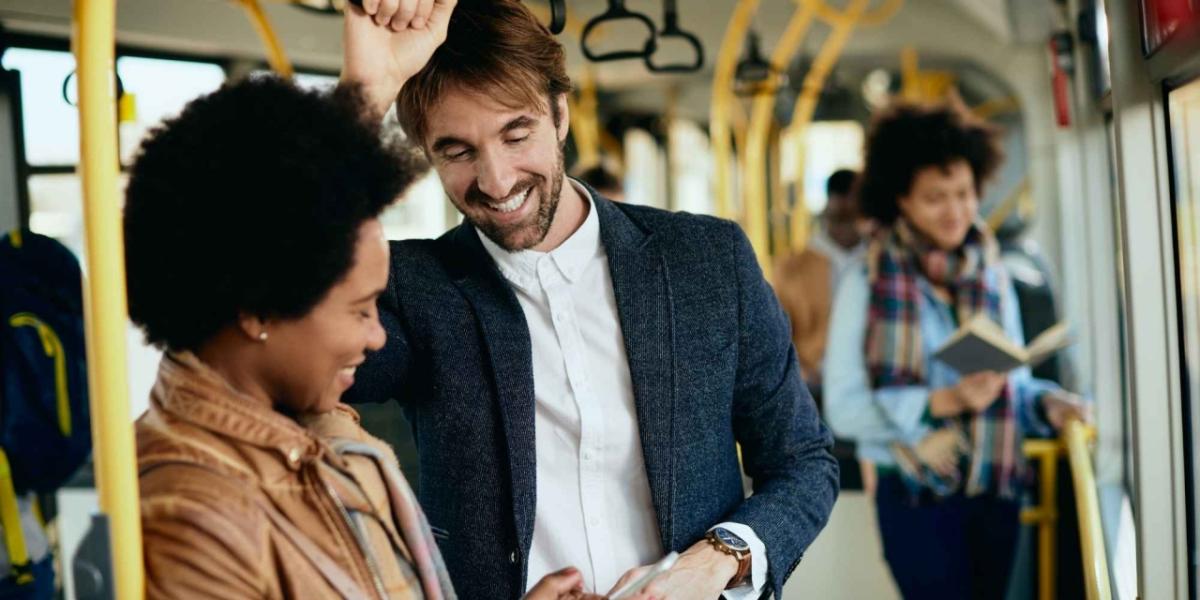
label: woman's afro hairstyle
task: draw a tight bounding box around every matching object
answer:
[857,99,1004,225]
[123,76,426,351]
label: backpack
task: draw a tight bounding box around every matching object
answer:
[0,229,91,494]
[0,229,91,591]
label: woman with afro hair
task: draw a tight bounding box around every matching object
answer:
[124,75,636,600]
[822,99,1088,599]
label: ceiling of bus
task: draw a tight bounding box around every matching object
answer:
[0,0,1058,120]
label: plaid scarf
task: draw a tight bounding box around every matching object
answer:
[328,439,457,600]
[865,219,1022,500]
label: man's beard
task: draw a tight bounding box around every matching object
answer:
[465,146,565,252]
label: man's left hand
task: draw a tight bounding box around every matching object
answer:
[607,540,738,600]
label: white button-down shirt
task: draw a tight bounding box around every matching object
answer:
[479,181,767,598]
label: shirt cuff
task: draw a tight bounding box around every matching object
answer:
[874,386,934,445]
[710,522,767,600]
[1012,375,1061,437]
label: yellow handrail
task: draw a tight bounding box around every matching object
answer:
[73,0,145,598]
[785,0,902,253]
[973,96,1021,120]
[1020,439,1059,600]
[1021,421,1110,600]
[1066,419,1112,600]
[740,0,903,268]
[985,179,1034,233]
[743,0,819,273]
[237,0,295,77]
[899,46,957,103]
[710,0,761,221]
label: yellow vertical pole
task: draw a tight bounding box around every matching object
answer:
[1021,440,1060,600]
[730,99,750,223]
[1039,446,1058,600]
[569,67,601,169]
[744,0,818,272]
[900,45,920,101]
[237,0,294,78]
[710,0,761,221]
[786,0,891,252]
[73,0,144,598]
[769,125,789,258]
[781,0,903,252]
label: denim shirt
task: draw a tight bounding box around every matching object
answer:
[822,259,1059,466]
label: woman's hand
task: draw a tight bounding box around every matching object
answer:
[1041,391,1090,430]
[523,567,586,600]
[955,371,1008,413]
[913,428,967,476]
[929,371,1005,417]
[524,567,656,600]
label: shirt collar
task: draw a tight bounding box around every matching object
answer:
[810,222,866,263]
[477,179,601,290]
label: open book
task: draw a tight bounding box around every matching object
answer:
[932,315,1070,374]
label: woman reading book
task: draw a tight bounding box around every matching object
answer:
[822,99,1088,600]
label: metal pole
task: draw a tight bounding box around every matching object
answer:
[73,0,144,597]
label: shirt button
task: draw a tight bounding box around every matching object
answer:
[509,551,518,564]
[583,450,593,461]
[589,517,600,527]
[554,312,566,323]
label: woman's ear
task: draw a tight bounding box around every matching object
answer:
[237,312,270,343]
[895,193,912,222]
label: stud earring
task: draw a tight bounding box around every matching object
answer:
[258,331,268,342]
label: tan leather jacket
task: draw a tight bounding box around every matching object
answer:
[137,353,427,599]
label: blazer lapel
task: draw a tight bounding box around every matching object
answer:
[443,225,538,559]
[595,198,677,550]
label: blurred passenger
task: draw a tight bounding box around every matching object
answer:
[773,169,867,386]
[822,100,1088,600]
[341,0,838,598]
[0,229,92,600]
[575,164,625,201]
[773,170,872,492]
[124,76,620,600]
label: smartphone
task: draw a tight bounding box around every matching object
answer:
[607,551,679,600]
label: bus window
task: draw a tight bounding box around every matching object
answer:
[1167,75,1200,588]
[114,56,225,164]
[793,120,863,215]
[1,48,79,166]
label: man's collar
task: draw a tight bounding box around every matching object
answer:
[477,179,600,289]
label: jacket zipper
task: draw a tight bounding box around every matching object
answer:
[321,476,390,600]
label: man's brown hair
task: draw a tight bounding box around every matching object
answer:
[396,0,572,148]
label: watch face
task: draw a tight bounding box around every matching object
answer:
[713,527,750,552]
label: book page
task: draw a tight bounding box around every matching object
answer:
[933,315,1027,373]
[965,315,1026,360]
[1026,322,1070,366]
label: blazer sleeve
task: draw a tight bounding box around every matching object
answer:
[343,259,414,406]
[722,222,840,597]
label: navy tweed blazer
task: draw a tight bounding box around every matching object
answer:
[346,185,839,599]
